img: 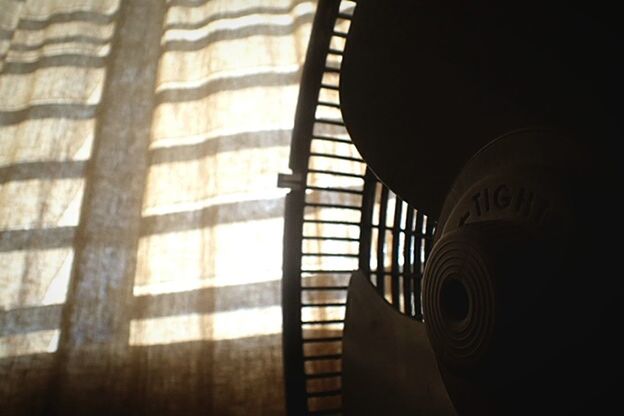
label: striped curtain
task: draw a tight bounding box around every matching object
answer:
[0,0,316,414]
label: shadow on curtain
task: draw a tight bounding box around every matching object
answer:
[0,0,317,414]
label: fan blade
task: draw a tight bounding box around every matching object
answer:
[340,0,623,217]
[342,271,456,416]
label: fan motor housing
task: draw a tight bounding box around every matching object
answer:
[422,129,619,415]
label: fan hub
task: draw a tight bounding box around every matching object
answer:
[422,128,617,415]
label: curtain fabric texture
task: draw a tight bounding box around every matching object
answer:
[0,0,316,414]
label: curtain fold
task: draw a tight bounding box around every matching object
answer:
[0,0,316,414]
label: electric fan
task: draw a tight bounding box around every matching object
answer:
[282,1,621,415]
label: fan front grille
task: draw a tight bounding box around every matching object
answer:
[282,1,435,414]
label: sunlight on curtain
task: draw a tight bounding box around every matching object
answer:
[130,0,316,346]
[0,0,119,359]
[129,305,282,345]
[1,0,317,413]
[0,0,315,350]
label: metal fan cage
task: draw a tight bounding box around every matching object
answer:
[280,1,435,414]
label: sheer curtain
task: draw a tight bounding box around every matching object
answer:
[0,0,316,414]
